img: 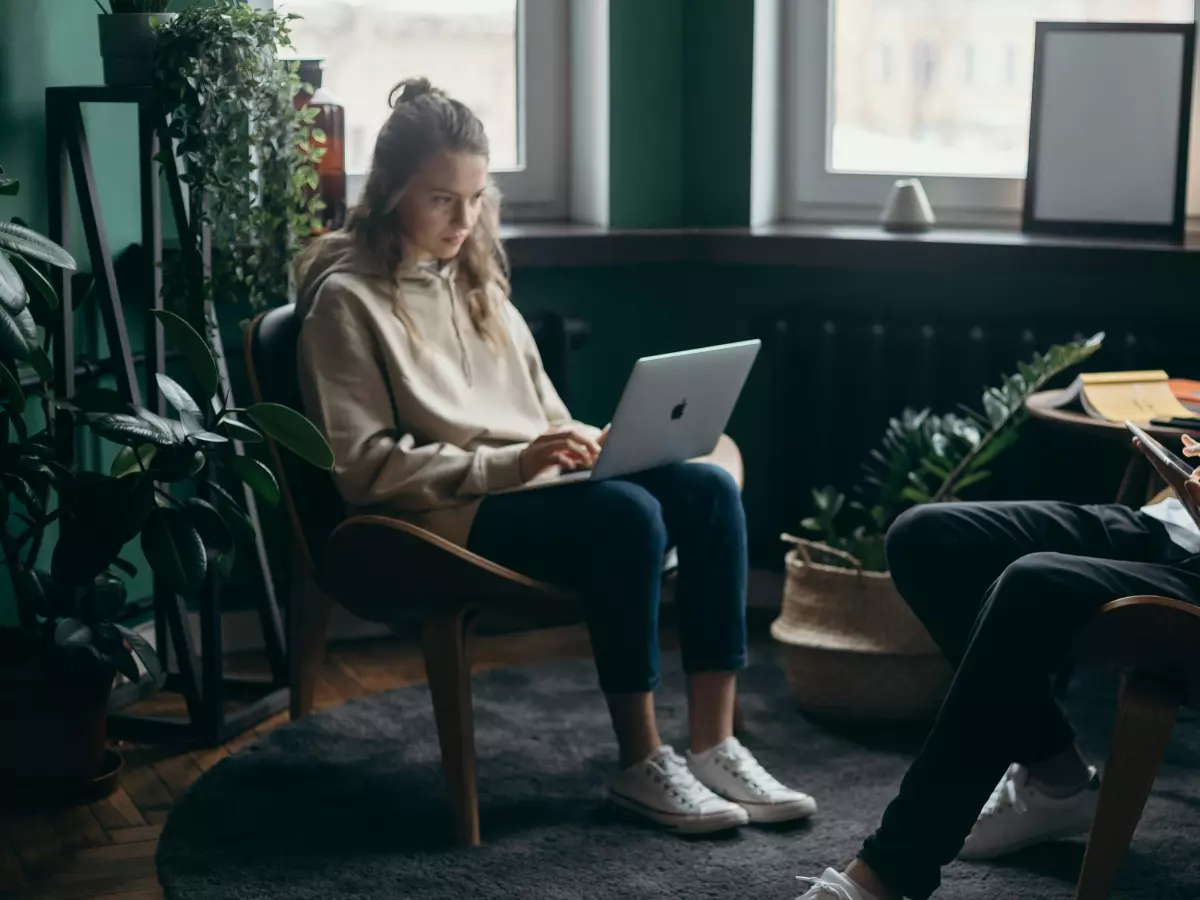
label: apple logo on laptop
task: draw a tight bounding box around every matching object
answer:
[671,399,687,420]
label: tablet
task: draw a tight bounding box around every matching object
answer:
[1125,420,1194,478]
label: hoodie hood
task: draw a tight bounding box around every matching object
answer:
[294,231,383,319]
[294,231,460,318]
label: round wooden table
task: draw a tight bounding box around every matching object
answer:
[1025,389,1200,505]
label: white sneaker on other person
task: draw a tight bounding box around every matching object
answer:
[958,762,1100,860]
[792,868,880,900]
[608,745,749,834]
[688,736,818,823]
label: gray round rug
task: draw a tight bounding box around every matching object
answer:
[157,650,1200,899]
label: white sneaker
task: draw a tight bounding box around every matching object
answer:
[687,736,818,823]
[958,762,1100,860]
[793,867,879,900]
[608,745,749,834]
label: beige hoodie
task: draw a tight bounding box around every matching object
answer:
[295,233,596,546]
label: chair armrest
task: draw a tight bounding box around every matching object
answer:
[321,514,580,624]
[1074,595,1200,703]
[697,433,743,489]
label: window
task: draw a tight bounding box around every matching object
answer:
[275,0,568,219]
[783,0,1198,225]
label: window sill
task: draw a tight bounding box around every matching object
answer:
[500,221,1200,273]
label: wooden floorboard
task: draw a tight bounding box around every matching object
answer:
[3,622,648,898]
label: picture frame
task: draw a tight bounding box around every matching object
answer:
[1023,21,1196,243]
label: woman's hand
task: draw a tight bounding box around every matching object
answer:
[519,427,602,482]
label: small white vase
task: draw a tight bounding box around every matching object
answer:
[97,12,177,86]
[880,177,936,234]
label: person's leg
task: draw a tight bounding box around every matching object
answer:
[468,480,669,763]
[467,479,749,834]
[885,500,1181,777]
[886,500,1180,666]
[624,462,748,752]
[849,551,1200,900]
[627,462,818,823]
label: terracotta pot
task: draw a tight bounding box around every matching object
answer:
[97,12,177,86]
[0,633,114,795]
[770,536,953,722]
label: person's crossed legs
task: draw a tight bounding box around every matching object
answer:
[793,500,1200,900]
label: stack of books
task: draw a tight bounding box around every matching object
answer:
[1050,370,1200,425]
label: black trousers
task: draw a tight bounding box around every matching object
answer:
[857,501,1200,900]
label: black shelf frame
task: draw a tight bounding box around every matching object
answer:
[45,85,290,746]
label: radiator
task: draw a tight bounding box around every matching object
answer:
[759,314,1196,547]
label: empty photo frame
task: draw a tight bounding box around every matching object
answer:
[1023,22,1196,242]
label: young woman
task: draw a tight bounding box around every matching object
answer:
[294,78,815,835]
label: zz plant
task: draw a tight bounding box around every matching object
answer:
[798,332,1104,571]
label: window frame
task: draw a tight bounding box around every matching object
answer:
[270,0,569,221]
[781,0,1200,227]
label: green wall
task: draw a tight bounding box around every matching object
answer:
[608,0,754,228]
[0,0,141,245]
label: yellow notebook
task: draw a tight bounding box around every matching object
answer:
[1058,370,1199,422]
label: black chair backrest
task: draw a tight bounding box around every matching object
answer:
[244,303,346,579]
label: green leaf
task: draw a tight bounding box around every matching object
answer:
[150,309,217,401]
[156,372,201,417]
[116,624,164,688]
[206,480,257,549]
[89,413,176,447]
[951,470,992,492]
[54,618,93,649]
[113,646,141,683]
[0,222,76,270]
[184,497,235,577]
[900,486,930,504]
[29,346,52,383]
[111,443,158,478]
[219,415,264,443]
[223,453,280,506]
[84,573,128,622]
[0,305,36,360]
[0,251,26,311]
[0,360,25,413]
[243,402,333,469]
[141,507,207,597]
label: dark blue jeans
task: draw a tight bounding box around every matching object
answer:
[467,461,749,693]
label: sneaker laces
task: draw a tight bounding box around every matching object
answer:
[979,763,1028,819]
[654,748,721,807]
[717,739,787,794]
[794,876,858,899]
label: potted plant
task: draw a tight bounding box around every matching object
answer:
[153,0,327,319]
[94,1,177,87]
[771,332,1104,722]
[0,164,334,807]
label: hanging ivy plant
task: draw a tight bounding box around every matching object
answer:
[153,0,324,322]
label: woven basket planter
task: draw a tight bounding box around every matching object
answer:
[770,535,953,723]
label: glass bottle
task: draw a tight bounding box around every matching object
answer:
[293,57,347,233]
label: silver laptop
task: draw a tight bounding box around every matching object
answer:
[497,339,761,493]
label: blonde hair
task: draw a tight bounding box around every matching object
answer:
[317,77,511,347]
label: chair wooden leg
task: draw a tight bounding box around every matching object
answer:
[289,548,335,720]
[423,609,480,848]
[1075,671,1182,900]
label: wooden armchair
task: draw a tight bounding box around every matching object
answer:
[1071,490,1200,899]
[243,303,746,847]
